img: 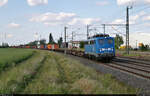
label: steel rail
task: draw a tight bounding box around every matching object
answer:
[105,63,150,80]
[110,62,150,73]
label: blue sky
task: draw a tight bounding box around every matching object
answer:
[0,0,150,47]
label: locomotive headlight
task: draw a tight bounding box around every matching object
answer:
[108,48,113,51]
[108,48,112,51]
[102,48,106,51]
[100,49,102,52]
[100,48,113,52]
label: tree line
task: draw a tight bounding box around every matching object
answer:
[24,33,63,47]
[114,34,149,51]
[0,43,9,48]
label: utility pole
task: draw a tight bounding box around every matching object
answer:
[40,35,41,41]
[64,26,67,54]
[136,40,137,49]
[102,24,106,35]
[117,35,119,49]
[126,6,132,54]
[61,31,63,38]
[4,32,6,43]
[87,25,89,39]
[4,32,7,47]
[72,31,74,49]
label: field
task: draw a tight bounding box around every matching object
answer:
[116,50,150,60]
[0,48,138,94]
[0,48,34,72]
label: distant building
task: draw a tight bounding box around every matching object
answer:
[68,40,85,49]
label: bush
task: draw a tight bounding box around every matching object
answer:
[139,44,149,51]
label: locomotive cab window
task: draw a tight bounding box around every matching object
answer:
[99,39,104,45]
[108,39,113,44]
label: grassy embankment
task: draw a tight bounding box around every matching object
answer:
[23,52,139,94]
[0,49,47,93]
[0,48,34,72]
[0,49,139,94]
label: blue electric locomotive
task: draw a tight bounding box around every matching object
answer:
[84,34,115,61]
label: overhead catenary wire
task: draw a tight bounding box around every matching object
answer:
[111,26,126,36]
[105,3,150,26]
[130,5,150,15]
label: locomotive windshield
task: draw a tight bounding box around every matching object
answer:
[99,39,104,45]
[99,38,113,45]
[108,39,113,44]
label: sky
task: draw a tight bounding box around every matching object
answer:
[0,0,150,47]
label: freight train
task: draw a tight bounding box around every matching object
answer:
[11,34,115,62]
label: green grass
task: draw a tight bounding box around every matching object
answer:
[0,49,139,94]
[116,50,150,59]
[0,48,34,72]
[0,50,47,94]
[22,52,139,94]
[122,53,141,57]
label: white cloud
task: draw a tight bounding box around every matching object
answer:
[138,11,146,16]
[0,0,8,6]
[30,12,101,26]
[117,0,150,5]
[68,18,100,25]
[30,12,76,22]
[144,0,150,3]
[8,22,21,28]
[112,11,144,25]
[120,32,150,48]
[7,34,13,38]
[0,34,3,38]
[130,32,150,47]
[27,0,48,6]
[143,16,150,21]
[34,33,39,39]
[130,15,139,24]
[112,19,125,24]
[112,17,137,25]
[130,11,146,24]
[117,0,135,5]
[96,1,109,6]
[130,15,139,20]
[144,23,150,26]
[139,32,150,36]
[0,33,13,39]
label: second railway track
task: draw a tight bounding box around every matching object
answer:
[105,57,150,80]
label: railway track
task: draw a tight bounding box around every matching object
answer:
[114,57,150,65]
[113,58,150,71]
[102,57,150,80]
